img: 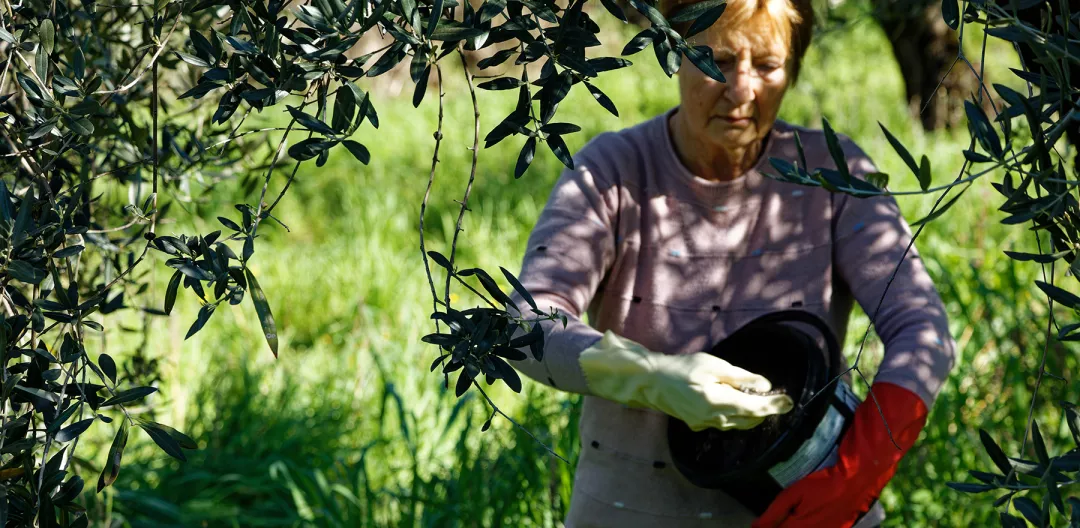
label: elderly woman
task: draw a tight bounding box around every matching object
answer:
[505,0,957,526]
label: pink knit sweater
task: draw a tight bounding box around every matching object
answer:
[507,108,957,527]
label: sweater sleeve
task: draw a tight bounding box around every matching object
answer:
[831,139,958,407]
[505,147,620,395]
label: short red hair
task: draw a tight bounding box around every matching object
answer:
[661,0,815,82]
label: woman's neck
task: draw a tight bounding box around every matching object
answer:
[668,111,766,183]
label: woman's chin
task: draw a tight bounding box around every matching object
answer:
[706,123,758,148]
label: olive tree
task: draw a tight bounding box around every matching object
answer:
[0,0,1075,525]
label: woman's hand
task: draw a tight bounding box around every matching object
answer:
[578,331,794,431]
[752,382,928,528]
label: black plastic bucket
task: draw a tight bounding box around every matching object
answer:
[666,310,859,515]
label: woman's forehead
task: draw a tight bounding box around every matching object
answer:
[692,27,790,58]
[686,8,792,57]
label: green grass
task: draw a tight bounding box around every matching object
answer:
[69,9,1080,528]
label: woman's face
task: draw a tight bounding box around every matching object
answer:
[677,22,791,154]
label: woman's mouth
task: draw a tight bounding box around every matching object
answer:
[719,116,753,127]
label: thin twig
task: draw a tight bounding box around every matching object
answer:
[420,64,446,330]
[472,382,567,463]
[444,49,481,311]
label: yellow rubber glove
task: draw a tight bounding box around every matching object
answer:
[578,331,795,431]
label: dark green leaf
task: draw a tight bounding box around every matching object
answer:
[185,304,215,340]
[100,386,158,407]
[169,260,214,281]
[684,45,724,82]
[363,43,404,76]
[516,137,536,179]
[287,105,337,136]
[426,0,445,38]
[1013,497,1043,527]
[622,28,656,56]
[36,47,48,83]
[541,123,581,135]
[477,49,517,69]
[490,356,521,392]
[65,116,94,136]
[684,4,726,37]
[478,77,523,90]
[289,138,336,161]
[165,270,182,315]
[519,0,557,22]
[628,0,666,26]
[96,422,128,492]
[588,57,632,73]
[999,512,1026,528]
[99,354,116,385]
[1003,250,1070,263]
[8,261,47,285]
[500,266,536,310]
[540,72,572,123]
[821,118,851,182]
[40,19,55,56]
[332,84,356,133]
[964,149,994,163]
[474,268,516,309]
[1047,468,1066,514]
[147,421,198,449]
[599,0,627,22]
[245,268,279,357]
[946,482,996,493]
[941,0,959,30]
[342,140,370,164]
[547,134,573,169]
[190,30,216,63]
[455,369,472,396]
[653,37,679,76]
[670,0,723,21]
[225,36,258,54]
[429,22,485,42]
[138,422,187,461]
[427,251,453,270]
[917,155,932,191]
[966,100,1002,159]
[980,429,1015,475]
[494,346,528,360]
[1032,421,1050,467]
[429,354,447,371]
[53,245,85,259]
[986,26,1031,44]
[1065,404,1080,448]
[174,51,211,68]
[17,72,48,103]
[423,333,459,347]
[878,123,919,176]
[414,67,430,107]
[585,82,618,117]
[55,418,94,443]
[1035,280,1080,309]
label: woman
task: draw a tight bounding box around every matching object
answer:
[506,0,957,526]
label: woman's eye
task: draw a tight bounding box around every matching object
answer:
[756,63,781,72]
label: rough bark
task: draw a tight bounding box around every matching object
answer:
[873,0,984,131]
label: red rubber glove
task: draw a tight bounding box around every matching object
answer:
[752,382,929,528]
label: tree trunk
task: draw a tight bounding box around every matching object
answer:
[872,0,983,131]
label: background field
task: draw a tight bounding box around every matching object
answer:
[71,7,1080,527]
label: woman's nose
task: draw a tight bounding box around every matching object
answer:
[722,68,755,106]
